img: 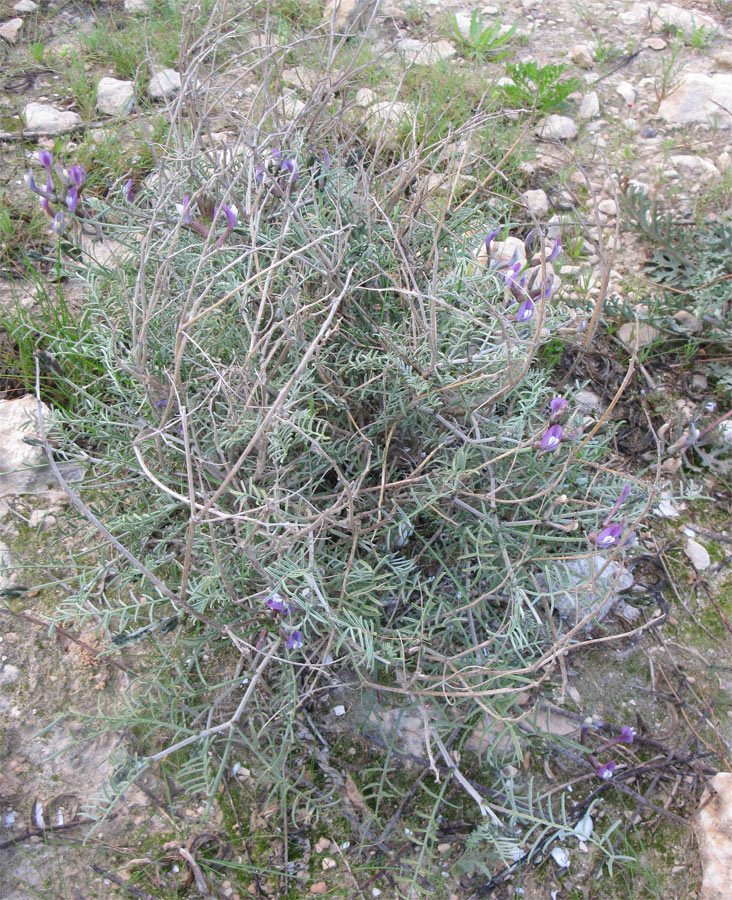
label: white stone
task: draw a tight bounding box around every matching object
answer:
[0,396,51,497]
[569,44,593,69]
[685,539,711,570]
[668,154,721,183]
[616,81,636,106]
[654,3,718,36]
[536,115,577,140]
[453,11,472,38]
[397,39,456,65]
[597,199,617,215]
[23,103,82,135]
[333,704,346,717]
[124,0,153,10]
[522,188,549,217]
[541,555,634,626]
[148,68,182,100]
[575,389,604,414]
[13,0,38,12]
[96,77,134,117]
[0,664,20,686]
[618,321,659,348]
[658,73,732,128]
[0,17,23,43]
[323,0,376,29]
[578,92,599,119]
[697,773,732,900]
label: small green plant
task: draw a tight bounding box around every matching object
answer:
[451,11,516,62]
[30,41,45,63]
[653,37,685,108]
[688,21,718,48]
[499,61,580,113]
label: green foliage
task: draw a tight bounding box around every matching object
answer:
[451,11,517,62]
[499,61,580,112]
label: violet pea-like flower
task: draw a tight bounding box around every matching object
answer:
[124,179,134,203]
[595,760,616,779]
[549,396,567,416]
[176,195,193,224]
[281,158,298,180]
[516,297,534,323]
[610,483,631,515]
[38,150,53,173]
[68,164,87,190]
[547,238,562,262]
[485,227,501,253]
[24,170,38,193]
[52,211,65,235]
[285,630,304,651]
[616,725,635,745]
[540,423,563,452]
[266,592,287,614]
[504,261,521,288]
[65,186,79,214]
[591,523,623,547]
[322,147,331,169]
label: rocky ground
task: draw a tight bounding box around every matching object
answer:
[3,0,732,897]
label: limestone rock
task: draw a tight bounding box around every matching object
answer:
[12,0,37,12]
[714,50,732,70]
[696,773,732,900]
[667,154,721,183]
[148,68,182,100]
[616,80,636,105]
[522,188,549,217]
[618,321,660,348]
[0,17,23,43]
[124,0,153,11]
[658,73,732,128]
[96,77,134,117]
[578,91,600,118]
[536,114,577,140]
[0,396,53,497]
[569,44,594,68]
[397,38,456,65]
[23,103,82,135]
[597,198,617,215]
[685,538,711,570]
[654,3,718,36]
[0,664,20,686]
[323,0,379,30]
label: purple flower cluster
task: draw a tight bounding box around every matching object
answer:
[589,482,632,548]
[255,147,330,195]
[538,396,568,453]
[174,195,238,248]
[485,228,562,323]
[264,593,304,651]
[24,150,88,236]
[593,723,636,780]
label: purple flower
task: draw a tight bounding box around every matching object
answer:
[285,630,304,650]
[504,261,522,287]
[52,211,65,235]
[124,178,134,203]
[281,158,298,180]
[221,203,237,229]
[540,424,563,451]
[176,195,192,224]
[39,196,51,213]
[524,227,538,252]
[323,147,331,169]
[485,227,501,253]
[24,169,38,192]
[591,523,624,547]
[595,760,616,779]
[65,186,79,214]
[549,396,567,416]
[516,298,534,322]
[266,593,287,613]
[68,164,87,189]
[610,483,631,514]
[616,725,635,745]
[272,147,282,163]
[255,164,265,184]
[547,238,562,262]
[38,150,53,173]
